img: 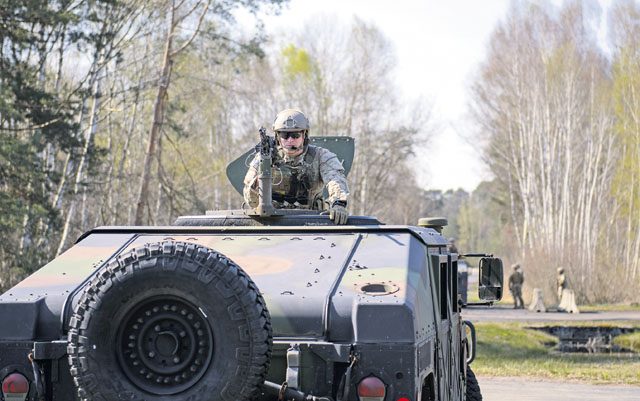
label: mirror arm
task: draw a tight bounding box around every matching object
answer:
[460,253,493,258]
[464,301,495,307]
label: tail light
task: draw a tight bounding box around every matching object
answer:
[2,372,29,401]
[357,375,386,401]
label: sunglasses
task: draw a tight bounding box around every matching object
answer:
[277,131,303,140]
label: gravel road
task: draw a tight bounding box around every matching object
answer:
[479,376,640,401]
[462,305,640,322]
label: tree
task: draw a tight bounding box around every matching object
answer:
[0,0,105,288]
[0,0,287,291]
[54,0,149,253]
[132,0,287,224]
[133,0,211,225]
[610,0,640,282]
[470,1,619,301]
[270,17,434,222]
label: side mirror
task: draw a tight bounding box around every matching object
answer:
[478,257,503,301]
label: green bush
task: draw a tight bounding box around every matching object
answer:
[614,332,640,353]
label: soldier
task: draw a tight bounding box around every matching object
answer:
[243,109,350,224]
[508,263,525,309]
[448,238,458,254]
[556,267,567,300]
[556,266,579,313]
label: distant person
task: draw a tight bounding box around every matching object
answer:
[448,238,458,254]
[556,266,579,313]
[556,267,568,300]
[508,263,525,309]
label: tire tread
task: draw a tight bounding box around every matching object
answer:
[466,367,482,401]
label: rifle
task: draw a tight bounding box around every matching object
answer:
[254,127,277,216]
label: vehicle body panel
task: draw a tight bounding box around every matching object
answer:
[0,223,470,401]
[0,233,135,341]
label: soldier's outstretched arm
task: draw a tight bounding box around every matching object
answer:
[318,149,349,205]
[318,148,350,224]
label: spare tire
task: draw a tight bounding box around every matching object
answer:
[67,241,272,401]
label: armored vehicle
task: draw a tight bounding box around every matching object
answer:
[0,136,503,401]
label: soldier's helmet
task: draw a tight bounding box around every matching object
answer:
[273,109,309,132]
[512,263,520,271]
[557,267,564,274]
[273,109,310,150]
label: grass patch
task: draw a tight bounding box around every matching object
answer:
[472,322,640,385]
[614,332,640,353]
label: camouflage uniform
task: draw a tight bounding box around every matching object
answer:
[243,144,349,209]
[508,264,525,309]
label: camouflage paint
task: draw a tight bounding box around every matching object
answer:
[123,233,358,338]
[0,233,134,340]
[1,233,134,301]
[0,221,478,400]
[113,230,437,343]
[331,233,437,343]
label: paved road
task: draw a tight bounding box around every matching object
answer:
[462,305,640,322]
[479,376,640,401]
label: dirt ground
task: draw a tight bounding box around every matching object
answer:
[479,376,640,401]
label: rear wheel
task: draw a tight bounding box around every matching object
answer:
[67,241,272,401]
[466,367,482,401]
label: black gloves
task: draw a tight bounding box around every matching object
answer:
[329,201,348,225]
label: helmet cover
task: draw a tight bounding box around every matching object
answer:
[273,109,310,132]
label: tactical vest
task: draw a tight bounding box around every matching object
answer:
[271,146,318,207]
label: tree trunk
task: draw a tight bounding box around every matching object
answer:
[56,51,104,255]
[134,5,175,225]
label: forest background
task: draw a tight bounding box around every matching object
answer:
[1,0,639,305]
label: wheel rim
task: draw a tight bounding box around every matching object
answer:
[116,296,214,395]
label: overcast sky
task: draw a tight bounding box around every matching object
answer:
[250,0,612,192]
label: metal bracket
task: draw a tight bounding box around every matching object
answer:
[336,350,358,401]
[286,344,300,389]
[278,381,288,401]
[32,341,67,360]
